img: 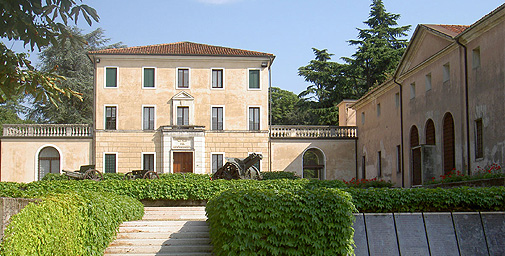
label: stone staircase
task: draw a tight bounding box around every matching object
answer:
[104,207,212,256]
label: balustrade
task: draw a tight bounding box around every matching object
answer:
[2,124,92,137]
[270,125,357,139]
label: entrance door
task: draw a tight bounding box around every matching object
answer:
[412,147,422,185]
[173,152,193,173]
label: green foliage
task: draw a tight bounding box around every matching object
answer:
[426,164,505,185]
[262,171,301,180]
[0,0,99,104]
[0,192,143,255]
[270,87,303,125]
[207,188,357,256]
[28,27,125,123]
[343,177,394,188]
[347,187,505,213]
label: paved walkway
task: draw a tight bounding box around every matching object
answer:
[104,207,212,256]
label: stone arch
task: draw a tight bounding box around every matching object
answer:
[443,112,455,174]
[37,146,61,180]
[302,148,325,180]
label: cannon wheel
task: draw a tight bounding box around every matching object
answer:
[123,172,135,180]
[143,171,159,179]
[84,169,103,181]
[244,166,262,180]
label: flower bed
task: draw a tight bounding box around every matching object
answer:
[425,163,505,187]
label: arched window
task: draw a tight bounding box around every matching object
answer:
[410,126,422,186]
[443,113,455,174]
[38,147,60,180]
[303,148,325,180]
[425,119,436,145]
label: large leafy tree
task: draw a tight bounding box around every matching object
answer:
[28,28,124,124]
[0,0,99,104]
[297,0,410,124]
[345,0,410,94]
[270,87,301,125]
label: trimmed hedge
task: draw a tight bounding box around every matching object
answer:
[262,171,301,180]
[0,192,143,255]
[347,187,505,212]
[206,188,356,256]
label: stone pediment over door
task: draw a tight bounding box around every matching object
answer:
[171,91,195,126]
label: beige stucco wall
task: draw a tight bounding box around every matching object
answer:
[1,138,92,183]
[271,139,356,181]
[205,131,269,173]
[94,56,270,131]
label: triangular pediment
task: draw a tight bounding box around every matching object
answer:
[396,25,456,77]
[172,91,194,100]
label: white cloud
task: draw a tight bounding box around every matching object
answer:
[197,0,240,5]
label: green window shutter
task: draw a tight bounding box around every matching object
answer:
[249,70,259,89]
[144,68,154,88]
[106,68,117,87]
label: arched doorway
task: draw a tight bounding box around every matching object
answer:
[38,146,60,180]
[410,126,422,186]
[425,119,436,145]
[443,113,455,174]
[303,148,325,180]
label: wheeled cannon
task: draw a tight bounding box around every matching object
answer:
[63,165,103,181]
[123,169,160,180]
[212,153,263,180]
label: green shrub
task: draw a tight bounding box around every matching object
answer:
[207,188,356,256]
[346,186,505,212]
[41,173,68,181]
[343,177,394,188]
[0,192,143,255]
[262,171,300,180]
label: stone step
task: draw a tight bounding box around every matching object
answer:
[121,220,208,227]
[116,231,210,240]
[104,245,213,254]
[118,225,209,233]
[144,207,206,212]
[105,253,212,256]
[109,238,211,247]
[142,215,207,221]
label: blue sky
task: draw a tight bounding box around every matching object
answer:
[4,0,505,94]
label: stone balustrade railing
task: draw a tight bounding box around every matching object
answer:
[2,124,92,137]
[270,125,357,139]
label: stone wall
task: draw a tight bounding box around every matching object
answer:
[0,197,40,239]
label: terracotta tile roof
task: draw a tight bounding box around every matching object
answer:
[88,41,274,57]
[423,24,470,38]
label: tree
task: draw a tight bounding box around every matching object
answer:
[297,49,358,125]
[0,0,99,104]
[270,87,301,125]
[28,28,124,124]
[345,0,410,94]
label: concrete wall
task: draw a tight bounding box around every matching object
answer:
[271,139,356,181]
[0,197,40,240]
[1,138,92,182]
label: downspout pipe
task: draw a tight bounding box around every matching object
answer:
[393,79,405,187]
[268,56,274,173]
[455,39,471,175]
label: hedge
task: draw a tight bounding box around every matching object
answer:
[0,192,143,256]
[206,188,356,256]
[347,186,505,212]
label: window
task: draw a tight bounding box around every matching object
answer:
[472,47,481,69]
[425,73,432,91]
[377,151,382,177]
[443,63,450,82]
[211,107,224,130]
[410,82,416,99]
[177,68,189,88]
[361,112,365,125]
[395,93,400,108]
[142,153,155,171]
[104,153,117,173]
[249,69,260,89]
[211,153,224,173]
[38,147,60,180]
[212,69,223,88]
[143,68,155,88]
[177,106,189,125]
[361,155,366,179]
[396,145,402,173]
[303,149,324,180]
[105,106,117,130]
[376,103,381,117]
[105,67,117,88]
[248,107,260,130]
[143,106,155,130]
[475,119,483,159]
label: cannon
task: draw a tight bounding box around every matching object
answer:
[123,169,160,180]
[63,165,103,181]
[212,153,263,180]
